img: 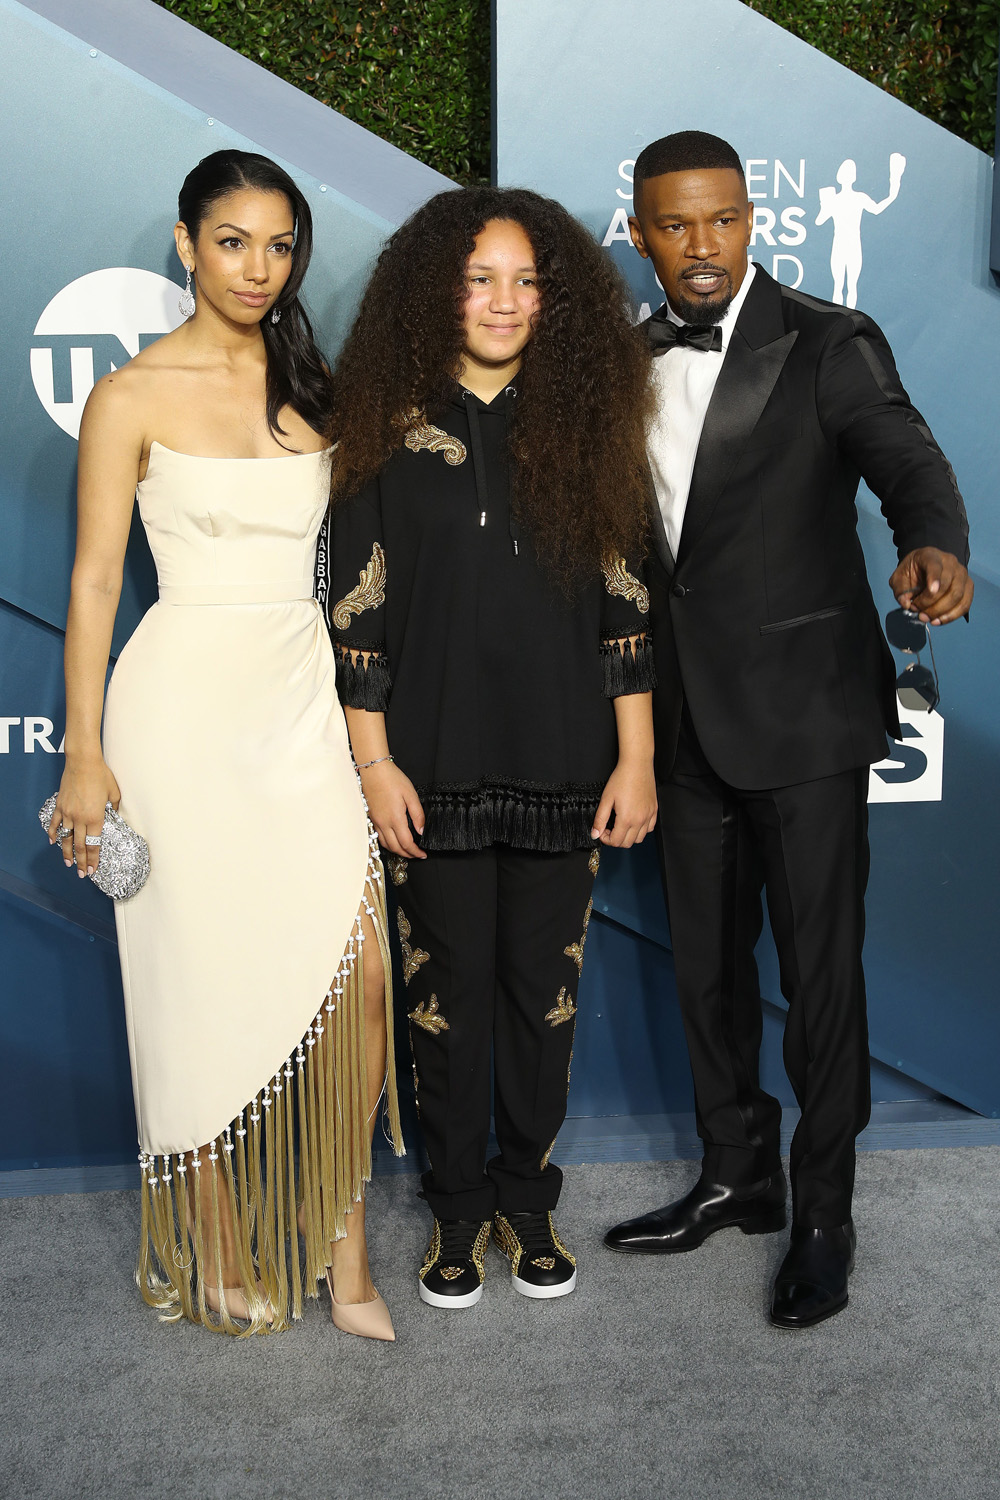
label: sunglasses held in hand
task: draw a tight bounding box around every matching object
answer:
[884,608,940,713]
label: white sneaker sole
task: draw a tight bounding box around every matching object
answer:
[511,1268,577,1299]
[418,1279,484,1309]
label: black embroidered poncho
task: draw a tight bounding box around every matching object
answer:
[323,384,655,852]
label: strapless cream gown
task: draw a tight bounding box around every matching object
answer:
[103,442,402,1334]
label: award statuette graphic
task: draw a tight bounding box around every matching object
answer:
[816,153,906,308]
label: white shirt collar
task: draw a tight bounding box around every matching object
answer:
[662,260,757,353]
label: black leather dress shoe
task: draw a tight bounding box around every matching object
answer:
[769,1221,856,1328]
[603,1171,787,1254]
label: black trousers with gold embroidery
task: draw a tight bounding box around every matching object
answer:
[394,845,598,1221]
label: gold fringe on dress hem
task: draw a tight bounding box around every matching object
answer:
[136,833,403,1336]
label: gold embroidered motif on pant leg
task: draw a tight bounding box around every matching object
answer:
[397,906,429,985]
[601,553,650,613]
[409,995,449,1035]
[564,898,593,977]
[387,855,408,886]
[540,1138,557,1171]
[589,847,601,876]
[332,542,386,630]
[545,987,577,1027]
[404,414,468,465]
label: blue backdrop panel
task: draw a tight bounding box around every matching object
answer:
[496,0,1000,1119]
[1,892,132,1171]
[0,0,448,1173]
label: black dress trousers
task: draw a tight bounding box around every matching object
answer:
[658,717,872,1228]
[393,845,598,1221]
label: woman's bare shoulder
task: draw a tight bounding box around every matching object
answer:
[83,328,192,427]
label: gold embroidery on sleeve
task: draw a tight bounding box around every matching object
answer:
[397,907,429,986]
[545,987,577,1027]
[409,995,450,1035]
[404,413,467,466]
[332,542,386,630]
[601,553,650,614]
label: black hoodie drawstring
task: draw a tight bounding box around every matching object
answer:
[504,385,521,557]
[463,389,490,530]
[463,386,520,557]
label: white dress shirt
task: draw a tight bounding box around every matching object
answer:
[647,261,757,560]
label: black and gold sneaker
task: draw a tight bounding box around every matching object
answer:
[418,1218,491,1308]
[493,1211,577,1299]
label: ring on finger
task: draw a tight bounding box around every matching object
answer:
[58,823,72,839]
[84,835,102,847]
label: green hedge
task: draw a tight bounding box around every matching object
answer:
[157,1,492,182]
[748,0,998,155]
[157,1,996,180]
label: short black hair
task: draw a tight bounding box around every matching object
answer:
[633,131,745,194]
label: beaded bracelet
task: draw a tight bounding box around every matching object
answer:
[357,754,395,771]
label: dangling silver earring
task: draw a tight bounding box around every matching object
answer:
[178,266,195,319]
[271,306,282,325]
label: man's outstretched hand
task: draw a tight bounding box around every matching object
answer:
[890,547,973,625]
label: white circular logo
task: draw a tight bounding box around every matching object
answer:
[30,268,186,440]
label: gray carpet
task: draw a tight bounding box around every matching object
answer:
[2,1148,999,1500]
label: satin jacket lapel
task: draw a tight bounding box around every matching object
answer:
[677,271,797,565]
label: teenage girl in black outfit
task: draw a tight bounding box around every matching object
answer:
[326,187,656,1307]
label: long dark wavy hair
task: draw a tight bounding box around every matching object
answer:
[328,186,653,589]
[178,150,331,440]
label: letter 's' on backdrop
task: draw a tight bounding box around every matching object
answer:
[2,0,998,1183]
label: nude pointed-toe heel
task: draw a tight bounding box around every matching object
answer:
[325,1271,396,1341]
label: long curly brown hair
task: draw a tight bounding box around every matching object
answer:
[328,186,653,589]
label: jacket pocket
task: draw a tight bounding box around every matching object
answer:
[759,604,848,635]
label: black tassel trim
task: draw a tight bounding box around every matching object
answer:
[334,648,391,711]
[601,634,657,698]
[418,780,606,853]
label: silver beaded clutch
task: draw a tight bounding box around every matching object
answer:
[38,795,150,901]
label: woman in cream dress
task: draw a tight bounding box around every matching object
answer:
[48,150,402,1339]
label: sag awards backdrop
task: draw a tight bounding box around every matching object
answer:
[1,0,999,1186]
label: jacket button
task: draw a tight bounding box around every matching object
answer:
[671,584,687,598]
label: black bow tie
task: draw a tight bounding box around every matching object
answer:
[647,312,723,355]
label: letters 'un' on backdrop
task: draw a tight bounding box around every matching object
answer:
[495,0,1000,1114]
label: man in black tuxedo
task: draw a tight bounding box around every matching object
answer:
[604,131,972,1327]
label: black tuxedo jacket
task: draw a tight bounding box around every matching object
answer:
[645,267,970,789]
